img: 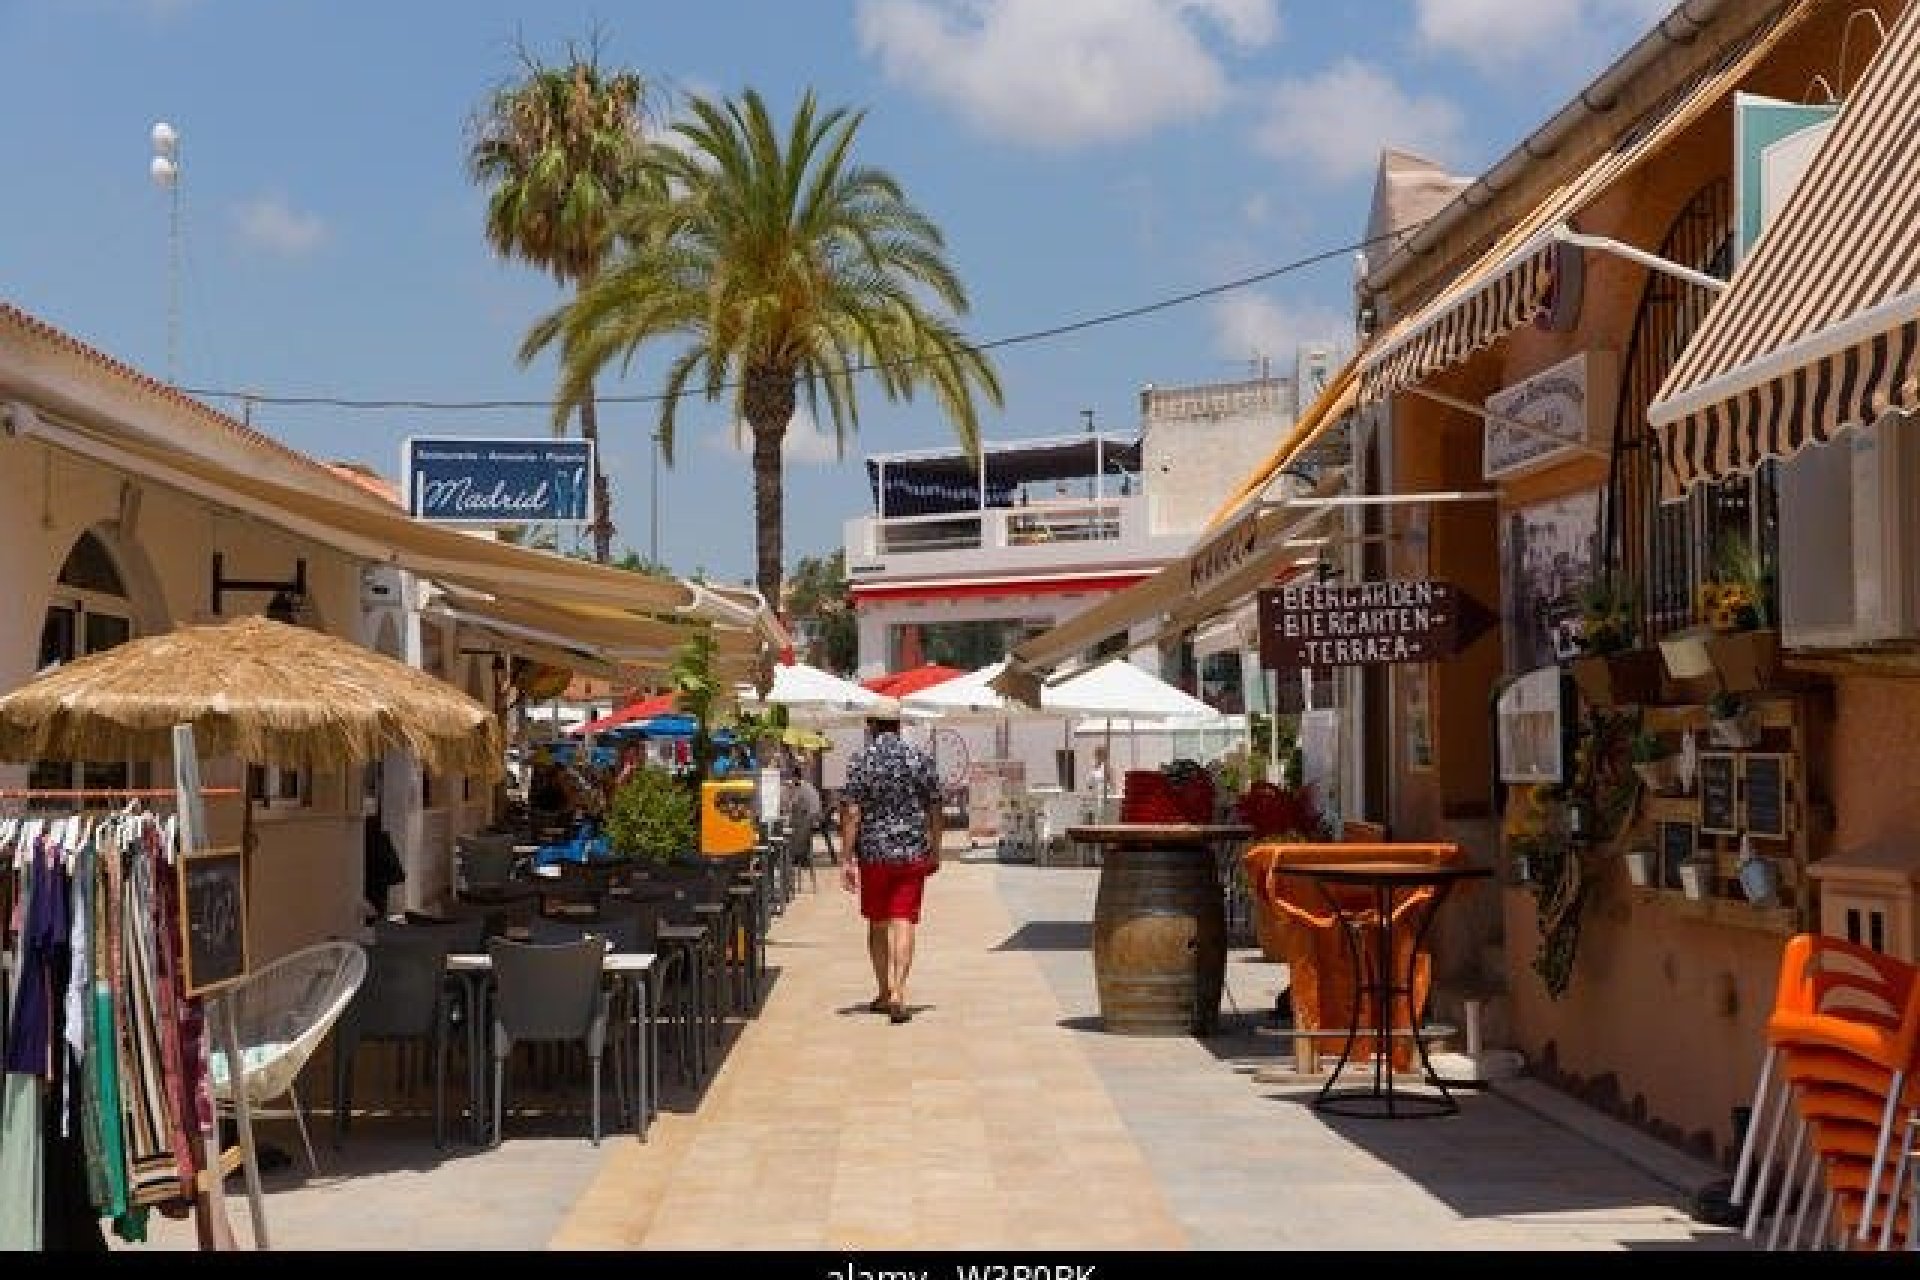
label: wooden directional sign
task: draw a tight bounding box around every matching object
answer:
[1257,579,1495,670]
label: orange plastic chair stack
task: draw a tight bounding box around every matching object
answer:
[1732,933,1920,1250]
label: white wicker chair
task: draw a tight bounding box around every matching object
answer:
[208,940,368,1175]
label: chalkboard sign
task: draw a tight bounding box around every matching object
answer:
[1742,754,1790,840]
[1698,751,1739,836]
[178,846,248,997]
[1658,819,1696,891]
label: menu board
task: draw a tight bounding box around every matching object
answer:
[1657,819,1696,891]
[1742,754,1789,840]
[1697,752,1739,836]
[178,846,248,996]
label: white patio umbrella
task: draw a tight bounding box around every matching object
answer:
[1048,659,1220,720]
[1051,659,1223,772]
[740,661,894,718]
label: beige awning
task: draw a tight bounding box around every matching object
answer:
[14,404,783,661]
[1002,357,1365,684]
[1357,4,1809,406]
[1202,350,1361,532]
[1002,468,1346,684]
[1648,1,1920,497]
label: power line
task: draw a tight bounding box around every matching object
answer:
[177,225,1416,415]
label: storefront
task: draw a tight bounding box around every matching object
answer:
[1350,0,1910,1166]
[0,302,782,962]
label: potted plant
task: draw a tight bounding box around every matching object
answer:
[1700,532,1779,693]
[1629,731,1678,794]
[1569,575,1663,708]
[603,764,699,866]
[1707,689,1761,749]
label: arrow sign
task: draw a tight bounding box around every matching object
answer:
[1257,579,1496,670]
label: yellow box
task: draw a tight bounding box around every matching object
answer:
[700,779,758,856]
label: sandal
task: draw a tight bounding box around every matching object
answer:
[889,1001,912,1024]
[868,997,891,1013]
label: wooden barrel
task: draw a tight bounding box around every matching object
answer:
[1091,844,1226,1035]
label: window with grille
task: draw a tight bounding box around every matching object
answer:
[1604,177,1776,645]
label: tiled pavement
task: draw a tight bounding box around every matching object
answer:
[124,839,1749,1252]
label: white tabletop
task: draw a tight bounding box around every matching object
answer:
[447,951,656,974]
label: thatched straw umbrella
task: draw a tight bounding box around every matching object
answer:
[0,613,505,809]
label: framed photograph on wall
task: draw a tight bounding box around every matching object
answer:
[1498,488,1603,675]
[1496,664,1569,785]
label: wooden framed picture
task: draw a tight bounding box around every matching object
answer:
[1657,818,1697,891]
[1697,751,1740,836]
[177,845,249,997]
[1741,753,1791,840]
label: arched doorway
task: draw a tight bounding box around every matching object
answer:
[28,529,149,795]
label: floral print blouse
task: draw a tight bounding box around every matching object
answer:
[841,733,941,865]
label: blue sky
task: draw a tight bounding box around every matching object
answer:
[1,0,1673,587]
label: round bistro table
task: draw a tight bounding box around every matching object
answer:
[1273,860,1492,1118]
[1068,823,1253,1036]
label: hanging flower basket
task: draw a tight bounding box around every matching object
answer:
[1709,711,1763,750]
[1706,628,1780,694]
[1631,758,1680,795]
[1659,628,1717,681]
[1571,649,1664,708]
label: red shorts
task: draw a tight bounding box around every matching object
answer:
[859,857,934,923]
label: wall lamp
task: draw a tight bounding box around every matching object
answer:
[213,552,308,620]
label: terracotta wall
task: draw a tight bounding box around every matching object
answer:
[1828,677,1920,858]
[1374,0,1906,1163]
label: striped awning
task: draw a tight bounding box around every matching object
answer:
[1358,2,1808,407]
[1647,1,1920,500]
[1359,234,1564,405]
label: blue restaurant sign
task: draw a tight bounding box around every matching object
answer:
[404,436,594,525]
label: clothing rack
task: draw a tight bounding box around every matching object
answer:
[1,784,260,1251]
[0,788,240,799]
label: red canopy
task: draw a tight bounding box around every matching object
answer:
[570,692,677,736]
[862,665,968,698]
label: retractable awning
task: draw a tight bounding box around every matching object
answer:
[1648,1,1920,498]
[1357,3,1808,406]
[1203,349,1360,532]
[1001,468,1344,686]
[1001,361,1366,685]
[10,403,783,664]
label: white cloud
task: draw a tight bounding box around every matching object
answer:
[705,406,845,466]
[1411,0,1674,75]
[854,0,1280,148]
[1210,293,1350,373]
[231,194,327,256]
[1251,59,1464,182]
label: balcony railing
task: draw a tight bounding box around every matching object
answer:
[864,499,1129,557]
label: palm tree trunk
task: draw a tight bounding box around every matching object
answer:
[578,379,614,563]
[745,369,795,607]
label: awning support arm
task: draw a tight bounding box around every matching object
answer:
[1551,224,1728,294]
[1265,489,1500,509]
[1407,385,1611,460]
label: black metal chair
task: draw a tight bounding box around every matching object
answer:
[332,920,474,1148]
[486,936,614,1146]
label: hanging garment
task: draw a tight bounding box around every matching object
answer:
[0,848,44,1251]
[4,837,65,1078]
[97,827,143,1242]
[120,844,185,1208]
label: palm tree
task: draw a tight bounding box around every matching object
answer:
[524,86,1003,607]
[467,34,655,563]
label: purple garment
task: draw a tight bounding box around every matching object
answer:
[5,837,70,1078]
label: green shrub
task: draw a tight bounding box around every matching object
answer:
[605,766,697,864]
